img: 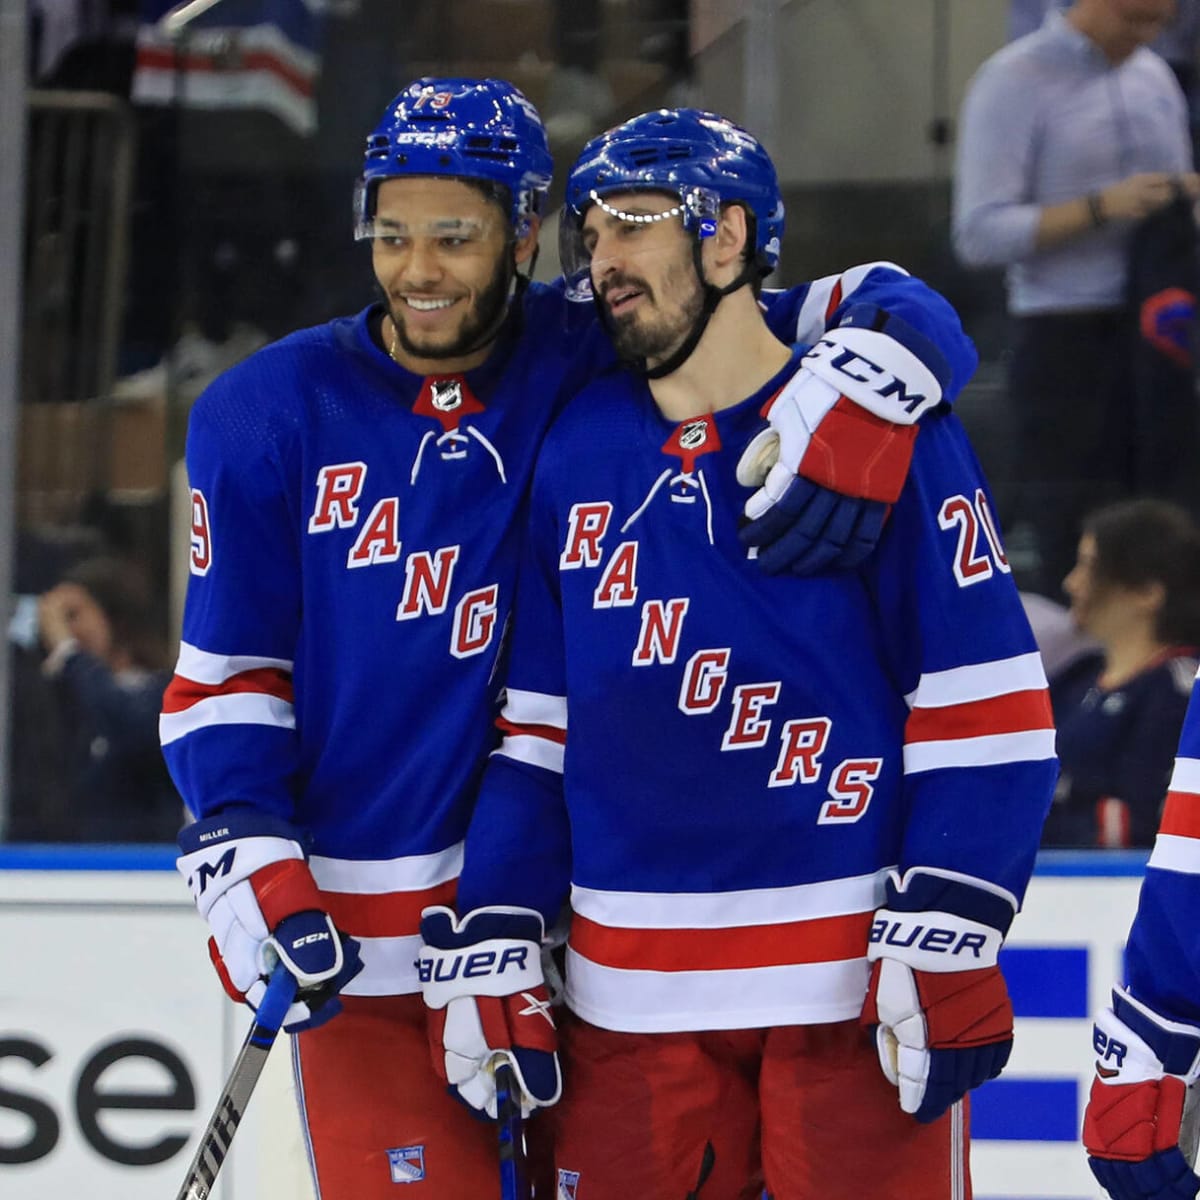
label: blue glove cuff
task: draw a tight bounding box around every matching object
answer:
[1114,988,1200,1080]
[178,808,311,856]
[837,303,953,395]
[884,868,1017,937]
[420,905,545,950]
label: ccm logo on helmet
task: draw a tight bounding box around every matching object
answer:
[869,918,989,958]
[418,946,529,984]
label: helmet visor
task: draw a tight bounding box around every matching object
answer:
[558,187,719,300]
[355,211,504,245]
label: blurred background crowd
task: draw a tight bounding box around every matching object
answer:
[4,0,1200,849]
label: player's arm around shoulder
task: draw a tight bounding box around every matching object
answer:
[741,273,977,576]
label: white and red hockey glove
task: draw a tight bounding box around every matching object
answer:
[737,304,948,575]
[418,905,561,1119]
[177,810,362,1033]
[1084,987,1200,1200]
[860,868,1017,1123]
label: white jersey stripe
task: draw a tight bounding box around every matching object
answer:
[908,652,1048,709]
[159,692,295,745]
[343,933,424,996]
[570,870,888,930]
[310,844,463,894]
[174,640,293,684]
[565,949,869,1033]
[1169,756,1200,795]
[494,733,565,775]
[502,687,568,730]
[904,728,1057,773]
[1148,833,1200,874]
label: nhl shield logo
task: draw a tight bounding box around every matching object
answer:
[386,1145,426,1183]
[679,419,709,451]
[557,1168,581,1200]
[431,379,464,413]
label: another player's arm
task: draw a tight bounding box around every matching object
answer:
[1082,683,1200,1200]
[858,411,1058,1122]
[745,265,978,575]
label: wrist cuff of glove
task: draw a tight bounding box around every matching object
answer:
[801,322,943,425]
[1113,987,1200,1082]
[884,868,1018,937]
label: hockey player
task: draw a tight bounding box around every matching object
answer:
[417,109,1059,1200]
[1081,715,1200,1194]
[165,81,982,1198]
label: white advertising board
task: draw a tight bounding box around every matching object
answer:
[0,851,1154,1200]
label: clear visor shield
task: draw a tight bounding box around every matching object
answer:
[353,179,506,245]
[558,187,721,302]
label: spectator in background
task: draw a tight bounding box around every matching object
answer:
[38,557,182,842]
[1043,499,1200,848]
[953,0,1200,597]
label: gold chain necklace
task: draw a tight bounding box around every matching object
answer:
[386,316,401,363]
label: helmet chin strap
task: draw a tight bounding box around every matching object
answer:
[641,242,759,380]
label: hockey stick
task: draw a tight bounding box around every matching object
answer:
[174,964,298,1200]
[494,1060,529,1200]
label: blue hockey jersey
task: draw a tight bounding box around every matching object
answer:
[456,357,1057,1033]
[161,267,979,999]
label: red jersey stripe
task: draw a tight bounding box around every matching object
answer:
[496,716,568,745]
[570,910,872,973]
[162,667,294,714]
[321,879,458,939]
[905,688,1053,744]
[1159,791,1200,839]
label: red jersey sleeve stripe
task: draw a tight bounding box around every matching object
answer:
[496,716,568,746]
[905,688,1054,744]
[1159,791,1200,839]
[162,666,294,714]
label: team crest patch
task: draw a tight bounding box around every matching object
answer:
[557,1167,580,1199]
[386,1145,426,1183]
[431,379,464,412]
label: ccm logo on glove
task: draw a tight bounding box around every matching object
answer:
[186,847,235,896]
[869,917,991,959]
[803,331,933,418]
[418,946,530,983]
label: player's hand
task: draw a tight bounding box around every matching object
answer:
[860,868,1016,1123]
[737,305,946,575]
[418,905,561,1119]
[177,810,363,1032]
[1084,989,1200,1200]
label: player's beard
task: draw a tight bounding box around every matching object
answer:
[604,261,704,365]
[388,260,513,362]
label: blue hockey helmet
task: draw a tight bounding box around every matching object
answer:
[355,78,554,240]
[561,108,784,279]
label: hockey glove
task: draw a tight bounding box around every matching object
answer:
[860,868,1017,1123]
[1084,987,1200,1200]
[418,905,561,1120]
[177,810,363,1033]
[737,305,947,576]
